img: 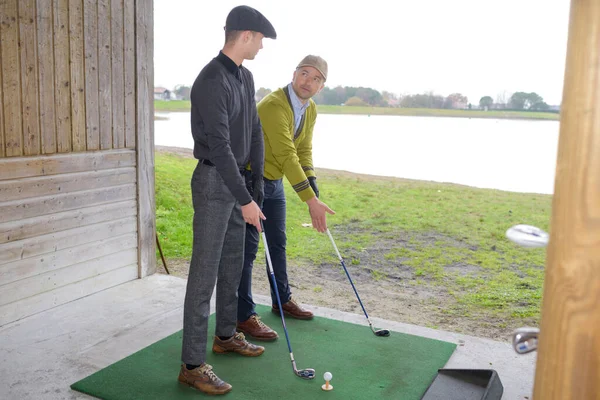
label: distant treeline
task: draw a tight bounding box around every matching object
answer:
[256,86,558,112]
[170,83,558,112]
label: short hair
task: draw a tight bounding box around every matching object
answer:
[225,29,244,43]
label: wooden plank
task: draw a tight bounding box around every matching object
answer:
[0,216,137,266]
[68,0,86,152]
[97,0,112,150]
[83,0,99,150]
[0,200,136,244]
[0,13,4,159]
[532,0,600,399]
[18,0,41,156]
[123,0,135,148]
[0,232,137,286]
[0,167,136,202]
[53,0,72,153]
[0,248,137,306]
[0,263,137,326]
[37,0,57,154]
[136,0,156,278]
[0,0,23,156]
[0,148,135,180]
[0,184,136,224]
[111,0,125,149]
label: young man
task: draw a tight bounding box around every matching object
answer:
[236,55,335,341]
[178,5,276,396]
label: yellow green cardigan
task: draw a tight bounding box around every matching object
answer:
[257,88,317,202]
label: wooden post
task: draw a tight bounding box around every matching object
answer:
[533,1,600,399]
[135,0,156,278]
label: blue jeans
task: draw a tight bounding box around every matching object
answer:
[237,178,291,322]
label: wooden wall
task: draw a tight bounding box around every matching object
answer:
[0,0,155,326]
[0,0,137,156]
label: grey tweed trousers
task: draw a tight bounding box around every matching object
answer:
[181,162,246,365]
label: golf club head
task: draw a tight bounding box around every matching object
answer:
[512,327,539,354]
[374,329,390,337]
[296,368,316,379]
[506,224,549,248]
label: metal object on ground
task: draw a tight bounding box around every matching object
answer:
[261,225,315,379]
[506,224,549,248]
[512,327,539,354]
[326,229,390,337]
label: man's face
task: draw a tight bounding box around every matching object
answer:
[243,32,264,60]
[292,66,325,101]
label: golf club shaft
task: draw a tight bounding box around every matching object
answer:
[260,230,294,356]
[326,229,371,321]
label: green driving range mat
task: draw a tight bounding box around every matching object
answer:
[71,305,456,399]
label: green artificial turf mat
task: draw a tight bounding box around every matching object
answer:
[71,305,456,399]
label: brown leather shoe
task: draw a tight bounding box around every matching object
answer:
[178,363,232,395]
[237,315,278,341]
[272,297,314,320]
[212,332,265,357]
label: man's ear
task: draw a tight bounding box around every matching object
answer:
[317,82,325,94]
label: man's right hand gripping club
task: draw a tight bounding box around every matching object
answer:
[242,201,266,232]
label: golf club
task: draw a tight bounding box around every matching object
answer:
[260,224,315,380]
[326,229,390,337]
[512,327,539,354]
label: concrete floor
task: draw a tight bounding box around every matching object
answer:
[0,274,536,399]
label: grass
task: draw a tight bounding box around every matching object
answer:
[155,151,551,331]
[154,100,559,120]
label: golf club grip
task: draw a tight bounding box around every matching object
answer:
[261,231,275,275]
[326,229,343,261]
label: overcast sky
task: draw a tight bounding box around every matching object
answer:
[154,0,571,105]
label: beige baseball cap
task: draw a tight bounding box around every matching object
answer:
[296,55,328,81]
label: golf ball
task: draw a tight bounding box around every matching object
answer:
[324,372,332,381]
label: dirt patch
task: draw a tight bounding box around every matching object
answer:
[158,237,505,341]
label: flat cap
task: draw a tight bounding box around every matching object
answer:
[297,55,328,81]
[225,5,277,39]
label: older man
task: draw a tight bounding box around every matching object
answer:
[236,55,335,341]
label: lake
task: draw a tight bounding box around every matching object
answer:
[154,112,559,195]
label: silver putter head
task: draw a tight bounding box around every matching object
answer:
[512,327,539,354]
[296,368,316,379]
[374,329,390,337]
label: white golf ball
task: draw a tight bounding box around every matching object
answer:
[323,372,332,381]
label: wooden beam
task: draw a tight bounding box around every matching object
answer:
[533,0,600,399]
[135,0,156,278]
[68,0,86,152]
[19,0,41,156]
[0,0,23,157]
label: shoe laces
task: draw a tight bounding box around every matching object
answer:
[251,315,268,329]
[199,363,218,382]
[233,332,247,342]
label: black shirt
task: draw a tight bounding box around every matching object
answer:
[190,51,264,205]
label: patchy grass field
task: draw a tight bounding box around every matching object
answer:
[155,146,551,340]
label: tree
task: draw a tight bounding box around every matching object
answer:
[444,93,468,109]
[344,96,368,106]
[509,92,545,110]
[479,96,493,110]
[255,87,272,102]
[173,85,191,100]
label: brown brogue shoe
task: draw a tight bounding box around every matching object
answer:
[212,332,265,357]
[272,297,314,320]
[178,363,232,395]
[237,315,278,341]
